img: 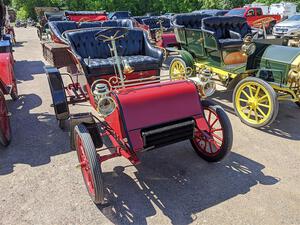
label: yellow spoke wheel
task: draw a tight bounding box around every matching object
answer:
[169,58,187,80]
[233,77,279,128]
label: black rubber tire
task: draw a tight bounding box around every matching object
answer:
[295,102,300,108]
[0,95,12,147]
[191,100,233,162]
[233,77,279,128]
[74,124,104,204]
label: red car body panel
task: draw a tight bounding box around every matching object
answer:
[0,53,16,94]
[116,80,201,131]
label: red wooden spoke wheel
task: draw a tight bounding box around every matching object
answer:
[0,91,11,147]
[191,100,233,162]
[74,124,104,204]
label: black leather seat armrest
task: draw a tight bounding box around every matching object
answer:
[143,33,163,65]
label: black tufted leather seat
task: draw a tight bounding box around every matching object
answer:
[48,21,77,43]
[45,12,65,21]
[142,16,172,30]
[49,19,134,44]
[133,16,150,24]
[202,16,252,50]
[65,28,163,78]
[101,19,134,28]
[109,11,132,20]
[78,22,103,29]
[173,13,210,30]
[47,15,66,22]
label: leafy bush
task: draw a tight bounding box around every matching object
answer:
[16,7,28,20]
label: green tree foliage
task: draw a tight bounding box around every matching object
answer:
[10,0,300,19]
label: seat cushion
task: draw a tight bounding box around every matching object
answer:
[49,21,77,43]
[218,39,243,49]
[83,55,161,76]
[142,17,171,30]
[101,19,134,28]
[202,16,251,39]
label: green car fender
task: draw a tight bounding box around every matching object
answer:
[177,49,195,70]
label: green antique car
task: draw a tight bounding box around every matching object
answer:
[169,13,300,128]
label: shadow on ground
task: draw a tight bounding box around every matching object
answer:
[0,93,70,175]
[98,146,279,225]
[13,41,27,48]
[212,90,300,140]
[14,60,45,82]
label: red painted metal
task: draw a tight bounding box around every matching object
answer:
[0,53,16,94]
[113,80,206,151]
[158,33,178,48]
[117,80,201,131]
[50,33,63,44]
[67,15,108,22]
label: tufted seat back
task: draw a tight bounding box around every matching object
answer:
[173,13,210,29]
[201,16,252,50]
[49,19,135,44]
[78,22,102,29]
[45,12,65,20]
[202,16,251,39]
[47,15,66,22]
[51,21,77,34]
[48,21,77,43]
[133,16,150,24]
[142,17,172,30]
[66,28,145,59]
[101,19,134,28]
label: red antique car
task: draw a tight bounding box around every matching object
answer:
[0,1,18,147]
[45,27,233,204]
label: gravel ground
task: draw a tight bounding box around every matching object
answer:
[0,27,299,225]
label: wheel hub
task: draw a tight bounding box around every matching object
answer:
[247,97,258,109]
